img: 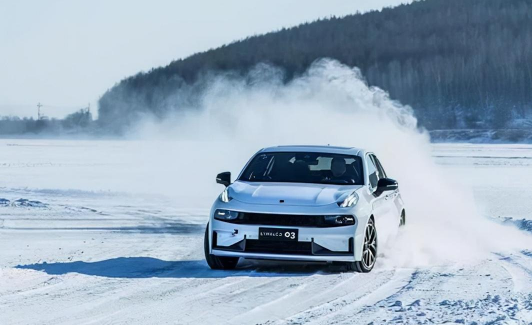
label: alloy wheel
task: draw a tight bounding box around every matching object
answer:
[362,221,377,269]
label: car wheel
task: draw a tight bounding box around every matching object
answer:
[399,210,406,227]
[204,224,239,270]
[342,218,377,273]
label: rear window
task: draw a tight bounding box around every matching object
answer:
[239,152,364,185]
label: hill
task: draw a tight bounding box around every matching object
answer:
[98,0,532,133]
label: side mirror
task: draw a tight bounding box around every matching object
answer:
[216,172,231,187]
[376,178,398,195]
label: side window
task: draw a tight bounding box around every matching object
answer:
[366,155,378,189]
[373,156,387,179]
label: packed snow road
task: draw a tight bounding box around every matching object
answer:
[1,140,532,324]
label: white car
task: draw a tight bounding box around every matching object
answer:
[204,145,405,272]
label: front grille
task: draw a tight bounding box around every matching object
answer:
[245,240,313,255]
[220,213,353,227]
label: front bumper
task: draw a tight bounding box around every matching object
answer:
[210,219,357,262]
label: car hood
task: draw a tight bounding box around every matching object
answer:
[229,181,362,206]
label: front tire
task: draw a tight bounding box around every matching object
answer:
[399,210,406,227]
[204,224,239,270]
[342,218,377,273]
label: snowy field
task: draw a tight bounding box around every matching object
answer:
[1,139,532,325]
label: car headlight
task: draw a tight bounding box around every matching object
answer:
[219,188,232,203]
[324,215,355,226]
[214,209,240,221]
[339,192,359,208]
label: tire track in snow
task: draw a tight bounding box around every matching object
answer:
[182,276,303,325]
[496,252,532,282]
[250,269,406,325]
[291,269,415,325]
[229,271,360,324]
[331,260,529,325]
[495,251,532,322]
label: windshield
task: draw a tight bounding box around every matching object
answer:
[239,152,364,185]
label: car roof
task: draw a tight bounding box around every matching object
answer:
[260,145,364,156]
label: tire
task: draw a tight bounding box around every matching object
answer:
[204,224,239,270]
[399,210,406,227]
[342,218,377,273]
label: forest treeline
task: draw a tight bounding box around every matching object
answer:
[97,0,532,133]
[0,109,93,136]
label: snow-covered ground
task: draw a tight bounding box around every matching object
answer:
[1,140,532,324]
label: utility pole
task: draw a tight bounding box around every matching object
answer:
[37,102,43,120]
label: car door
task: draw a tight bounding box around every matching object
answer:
[366,154,390,232]
[367,154,397,246]
[372,155,401,224]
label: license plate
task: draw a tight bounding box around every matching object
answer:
[259,227,298,241]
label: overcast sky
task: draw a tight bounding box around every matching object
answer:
[0,0,408,119]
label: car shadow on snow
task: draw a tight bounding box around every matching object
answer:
[16,257,342,278]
